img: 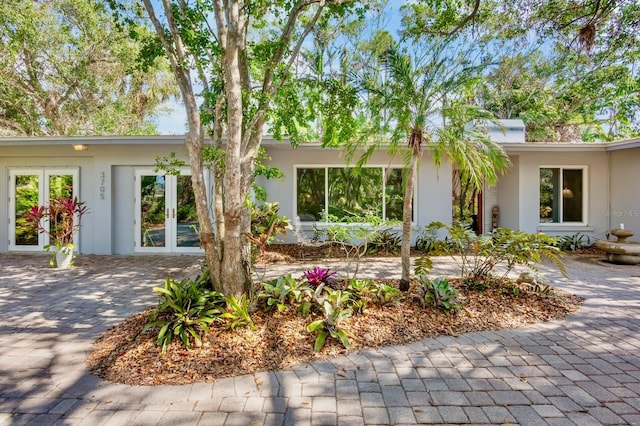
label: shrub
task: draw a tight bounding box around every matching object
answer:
[556,233,589,252]
[345,279,375,313]
[366,228,401,255]
[144,272,225,353]
[247,202,289,256]
[415,222,566,287]
[258,274,311,312]
[306,288,353,351]
[415,223,454,254]
[417,275,461,314]
[221,294,255,330]
[371,283,403,306]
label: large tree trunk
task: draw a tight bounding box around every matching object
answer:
[219,1,252,297]
[400,149,419,290]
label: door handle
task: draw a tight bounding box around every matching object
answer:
[173,208,176,219]
[166,208,169,218]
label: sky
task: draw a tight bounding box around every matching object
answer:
[154,103,187,135]
[150,1,406,135]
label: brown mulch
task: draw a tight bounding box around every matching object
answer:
[255,243,423,264]
[87,277,582,386]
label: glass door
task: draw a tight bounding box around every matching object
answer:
[175,174,200,249]
[135,169,202,253]
[138,173,168,250]
[9,169,78,251]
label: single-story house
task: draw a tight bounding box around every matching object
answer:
[1,122,639,255]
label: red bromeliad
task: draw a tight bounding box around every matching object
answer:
[302,267,337,287]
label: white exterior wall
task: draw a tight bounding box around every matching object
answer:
[0,139,191,254]
[499,149,610,241]
[496,155,520,231]
[609,147,640,241]
[2,139,453,254]
[3,137,637,254]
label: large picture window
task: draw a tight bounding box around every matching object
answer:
[296,166,408,222]
[539,167,585,224]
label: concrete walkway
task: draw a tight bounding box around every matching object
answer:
[0,253,639,425]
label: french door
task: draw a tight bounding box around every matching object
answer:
[134,169,202,253]
[9,168,79,251]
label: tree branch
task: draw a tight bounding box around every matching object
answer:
[424,0,481,37]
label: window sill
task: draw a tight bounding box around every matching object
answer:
[537,224,594,233]
[300,221,405,227]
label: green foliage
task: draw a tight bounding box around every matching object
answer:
[371,283,403,306]
[144,273,225,354]
[345,279,375,313]
[221,295,255,330]
[366,228,401,255]
[417,275,461,314]
[306,288,353,351]
[423,222,566,285]
[556,233,589,252]
[416,222,458,255]
[247,202,290,256]
[253,148,283,203]
[416,232,448,255]
[258,274,312,313]
[0,0,176,136]
[472,3,640,142]
[414,255,434,276]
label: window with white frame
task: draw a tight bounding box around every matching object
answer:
[539,167,585,224]
[9,168,79,250]
[296,166,408,222]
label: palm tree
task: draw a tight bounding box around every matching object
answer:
[353,33,511,289]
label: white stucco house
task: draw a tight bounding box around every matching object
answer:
[1,123,639,255]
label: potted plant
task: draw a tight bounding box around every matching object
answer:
[24,197,88,268]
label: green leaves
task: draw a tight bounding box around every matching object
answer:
[306,295,353,352]
[144,273,225,354]
[221,295,255,330]
[0,0,176,136]
[418,221,567,285]
[258,274,312,312]
[418,275,461,314]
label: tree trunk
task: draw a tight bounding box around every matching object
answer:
[185,130,222,290]
[400,149,419,290]
[219,1,252,297]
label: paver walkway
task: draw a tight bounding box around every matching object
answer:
[0,252,639,425]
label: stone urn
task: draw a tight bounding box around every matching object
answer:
[611,228,634,243]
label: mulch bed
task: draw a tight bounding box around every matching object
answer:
[87,275,582,385]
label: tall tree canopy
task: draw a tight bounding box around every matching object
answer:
[0,0,177,136]
[135,0,362,296]
[336,1,511,286]
[476,0,640,141]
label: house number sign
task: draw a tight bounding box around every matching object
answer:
[99,171,106,200]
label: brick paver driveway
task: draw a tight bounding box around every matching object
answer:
[0,253,639,425]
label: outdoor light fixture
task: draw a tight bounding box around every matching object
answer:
[562,186,574,198]
[73,144,89,151]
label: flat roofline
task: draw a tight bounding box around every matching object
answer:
[605,137,640,151]
[2,135,640,151]
[0,135,284,146]
[500,142,607,152]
